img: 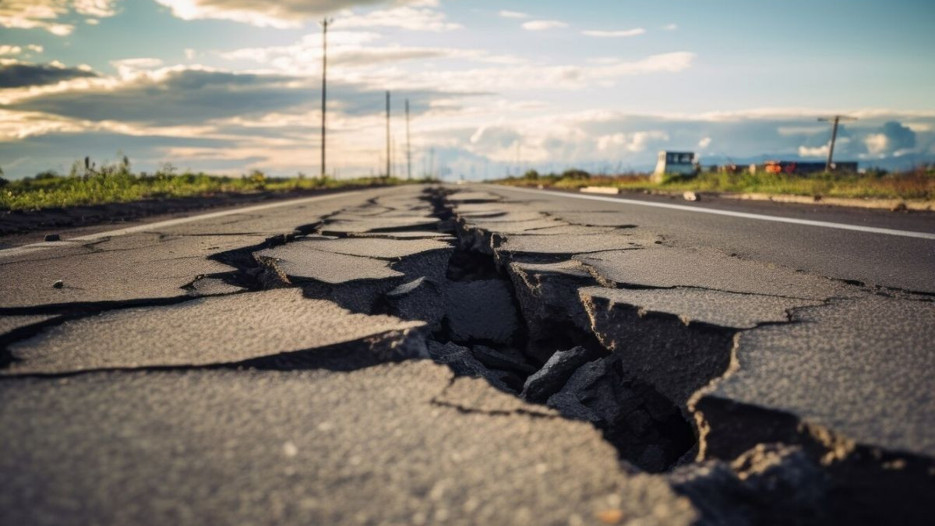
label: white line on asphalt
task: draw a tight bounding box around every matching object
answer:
[495,186,935,240]
[0,191,358,259]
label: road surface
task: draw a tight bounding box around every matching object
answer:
[1,184,932,525]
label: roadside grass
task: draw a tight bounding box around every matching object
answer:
[498,168,935,201]
[0,165,422,211]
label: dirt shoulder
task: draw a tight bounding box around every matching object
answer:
[0,187,368,239]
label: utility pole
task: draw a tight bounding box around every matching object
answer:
[319,18,332,179]
[818,115,856,172]
[405,99,412,180]
[385,90,391,178]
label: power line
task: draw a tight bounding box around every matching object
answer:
[385,90,391,178]
[405,99,412,181]
[319,17,332,179]
[817,115,857,172]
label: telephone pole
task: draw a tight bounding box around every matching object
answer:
[405,99,412,180]
[385,91,391,178]
[319,18,332,179]
[818,115,856,172]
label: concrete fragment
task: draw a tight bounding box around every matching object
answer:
[522,346,597,403]
[5,289,425,375]
[0,233,263,308]
[696,295,935,460]
[497,234,651,256]
[385,277,446,330]
[319,217,440,235]
[576,246,848,300]
[470,345,536,375]
[507,260,596,362]
[427,341,513,391]
[293,236,452,260]
[546,355,694,472]
[186,276,244,297]
[579,287,819,406]
[256,244,403,284]
[668,444,829,525]
[0,362,697,526]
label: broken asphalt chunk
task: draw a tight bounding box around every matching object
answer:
[576,246,849,300]
[522,346,598,404]
[4,288,425,375]
[579,286,821,406]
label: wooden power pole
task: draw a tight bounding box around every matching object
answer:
[818,115,856,172]
[405,99,412,180]
[319,18,332,179]
[385,91,391,178]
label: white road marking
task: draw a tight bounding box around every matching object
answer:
[0,191,358,259]
[495,186,935,240]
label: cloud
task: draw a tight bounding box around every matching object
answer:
[582,28,645,38]
[218,31,523,75]
[596,131,669,152]
[522,20,567,31]
[8,67,314,124]
[663,23,678,31]
[698,137,712,149]
[153,0,441,29]
[499,10,528,19]
[0,61,97,88]
[0,0,119,35]
[798,145,829,157]
[335,5,461,32]
[0,46,23,56]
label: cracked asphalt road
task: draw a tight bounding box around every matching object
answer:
[1,184,933,525]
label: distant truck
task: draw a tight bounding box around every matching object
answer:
[652,151,697,182]
[750,160,858,175]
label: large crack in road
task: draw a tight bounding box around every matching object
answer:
[1,184,933,525]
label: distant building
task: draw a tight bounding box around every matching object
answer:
[749,160,858,175]
[652,151,697,182]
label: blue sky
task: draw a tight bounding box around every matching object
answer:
[1,0,934,179]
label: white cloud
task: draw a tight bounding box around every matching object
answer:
[28,44,45,53]
[698,137,712,149]
[864,133,888,155]
[522,20,567,31]
[777,125,826,136]
[904,122,933,133]
[499,10,528,19]
[597,131,669,152]
[335,5,461,32]
[0,45,23,56]
[110,57,164,77]
[582,28,645,38]
[218,31,526,77]
[0,0,118,35]
[798,144,829,157]
[152,0,441,29]
[663,23,678,30]
[74,0,118,17]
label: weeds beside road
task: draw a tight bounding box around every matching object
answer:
[0,168,420,211]
[497,168,935,202]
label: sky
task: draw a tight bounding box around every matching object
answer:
[1,0,934,180]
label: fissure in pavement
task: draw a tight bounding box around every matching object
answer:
[2,185,932,524]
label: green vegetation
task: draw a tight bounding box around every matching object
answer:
[498,167,935,201]
[1,158,425,211]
